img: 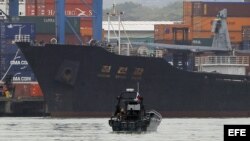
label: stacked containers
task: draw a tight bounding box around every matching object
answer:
[154,24,192,44]
[25,0,93,43]
[16,16,81,44]
[0,22,36,83]
[157,1,250,47]
[189,1,250,47]
[0,21,43,97]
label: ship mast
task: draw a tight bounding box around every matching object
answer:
[106,0,124,55]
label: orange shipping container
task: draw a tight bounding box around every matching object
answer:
[229,31,242,43]
[192,17,250,32]
[154,24,167,40]
[81,18,93,28]
[183,1,192,25]
[192,31,213,39]
[80,28,92,36]
[182,1,250,17]
[154,24,193,41]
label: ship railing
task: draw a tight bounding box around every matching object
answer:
[14,34,30,43]
[195,56,249,66]
[146,110,162,121]
[104,43,166,58]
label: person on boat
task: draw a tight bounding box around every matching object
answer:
[0,85,3,96]
[2,85,12,98]
[134,92,143,103]
[117,108,125,120]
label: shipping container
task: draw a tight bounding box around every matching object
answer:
[16,16,80,34]
[154,24,193,42]
[192,38,213,46]
[154,24,167,40]
[14,83,43,98]
[192,17,250,32]
[242,26,250,40]
[0,23,35,40]
[81,18,93,29]
[25,0,93,16]
[0,22,36,83]
[154,39,175,44]
[80,28,92,36]
[193,31,213,38]
[0,36,36,83]
[242,40,250,50]
[183,1,192,25]
[187,1,250,17]
[229,31,243,42]
[40,0,93,4]
[0,47,36,82]
[193,31,242,42]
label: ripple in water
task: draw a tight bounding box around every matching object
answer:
[0,117,250,141]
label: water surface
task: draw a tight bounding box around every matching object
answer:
[0,117,250,141]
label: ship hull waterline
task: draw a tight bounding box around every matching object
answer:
[16,42,250,117]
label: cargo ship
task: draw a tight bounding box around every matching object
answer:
[14,2,250,117]
[16,40,250,117]
[16,8,250,117]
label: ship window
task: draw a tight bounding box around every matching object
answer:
[127,104,140,111]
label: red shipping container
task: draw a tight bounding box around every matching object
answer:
[80,18,92,28]
[13,83,43,98]
[44,0,93,4]
[25,4,37,16]
[26,0,93,4]
[30,84,43,97]
[26,0,93,16]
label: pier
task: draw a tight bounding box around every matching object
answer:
[0,96,49,116]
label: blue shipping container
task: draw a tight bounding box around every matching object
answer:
[2,23,35,40]
[0,42,36,82]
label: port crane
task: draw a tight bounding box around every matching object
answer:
[3,0,103,44]
[55,0,102,44]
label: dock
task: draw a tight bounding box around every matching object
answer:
[0,96,49,116]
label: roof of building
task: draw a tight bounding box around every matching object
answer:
[102,21,181,31]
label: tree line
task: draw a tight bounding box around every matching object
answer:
[103,1,183,21]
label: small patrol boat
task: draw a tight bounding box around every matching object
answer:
[109,88,162,132]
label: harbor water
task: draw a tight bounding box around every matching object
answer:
[0,117,250,141]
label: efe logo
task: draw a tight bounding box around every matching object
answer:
[224,125,250,141]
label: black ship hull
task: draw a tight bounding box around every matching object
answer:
[16,42,250,117]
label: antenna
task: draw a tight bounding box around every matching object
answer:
[137,82,140,93]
